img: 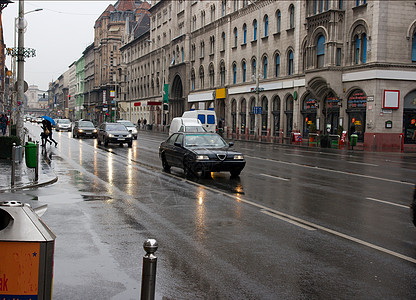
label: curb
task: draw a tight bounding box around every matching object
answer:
[0,175,58,193]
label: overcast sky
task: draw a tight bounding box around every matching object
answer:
[2,1,117,91]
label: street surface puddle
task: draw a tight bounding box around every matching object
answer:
[82,195,112,201]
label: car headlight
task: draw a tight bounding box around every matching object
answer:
[127,134,132,138]
[196,155,209,160]
[131,129,138,134]
[108,134,114,138]
[78,129,84,133]
[233,155,244,160]
[93,129,97,133]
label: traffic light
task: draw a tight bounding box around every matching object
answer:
[68,95,71,100]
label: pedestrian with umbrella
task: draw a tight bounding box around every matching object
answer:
[41,116,58,147]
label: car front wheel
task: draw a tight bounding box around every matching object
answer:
[161,154,171,171]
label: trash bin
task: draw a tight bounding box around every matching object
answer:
[25,142,37,168]
[0,201,55,299]
[329,134,340,149]
[350,134,358,147]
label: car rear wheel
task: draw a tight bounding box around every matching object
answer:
[161,154,171,171]
[230,170,241,177]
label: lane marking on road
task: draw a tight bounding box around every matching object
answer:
[260,173,290,181]
[246,155,413,186]
[366,197,409,209]
[261,209,316,231]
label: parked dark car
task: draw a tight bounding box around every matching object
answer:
[411,184,416,227]
[73,120,98,139]
[97,122,133,147]
[159,132,245,178]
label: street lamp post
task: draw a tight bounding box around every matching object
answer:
[13,2,42,140]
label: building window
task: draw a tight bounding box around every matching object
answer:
[210,36,215,54]
[181,47,184,62]
[275,53,280,77]
[211,5,216,22]
[199,66,204,89]
[191,44,195,61]
[288,50,294,75]
[233,63,237,84]
[191,69,195,91]
[289,5,295,29]
[234,28,238,48]
[242,61,247,82]
[317,35,325,68]
[222,0,227,17]
[336,48,342,66]
[243,24,247,44]
[339,0,343,9]
[222,32,226,51]
[231,99,237,133]
[200,41,205,58]
[412,32,416,62]
[253,19,258,41]
[209,64,215,87]
[240,99,246,134]
[263,56,268,79]
[264,15,268,37]
[276,10,281,33]
[252,59,256,80]
[220,61,226,86]
[234,0,238,12]
[362,33,367,63]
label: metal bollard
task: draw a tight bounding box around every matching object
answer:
[141,239,158,300]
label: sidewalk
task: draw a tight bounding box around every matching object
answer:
[0,153,58,193]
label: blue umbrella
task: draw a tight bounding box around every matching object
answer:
[42,116,56,125]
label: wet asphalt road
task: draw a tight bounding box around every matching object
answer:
[5,122,416,299]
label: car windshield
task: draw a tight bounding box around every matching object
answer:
[118,121,134,127]
[184,134,227,148]
[79,121,94,128]
[58,119,70,124]
[107,124,127,131]
[185,126,207,132]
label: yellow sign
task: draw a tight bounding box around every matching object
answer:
[0,242,40,297]
[216,88,226,99]
[355,121,362,126]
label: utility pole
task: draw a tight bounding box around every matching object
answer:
[16,0,24,140]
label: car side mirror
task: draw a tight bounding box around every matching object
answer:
[228,142,234,147]
[174,142,182,147]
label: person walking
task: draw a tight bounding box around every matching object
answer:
[137,118,141,129]
[0,114,7,135]
[42,119,58,147]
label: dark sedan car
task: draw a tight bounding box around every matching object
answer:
[97,122,133,147]
[73,120,98,138]
[159,132,245,178]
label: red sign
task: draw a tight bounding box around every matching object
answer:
[148,101,162,106]
[134,102,141,107]
[341,131,347,143]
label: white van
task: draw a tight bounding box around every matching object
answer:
[169,117,206,136]
[182,110,217,133]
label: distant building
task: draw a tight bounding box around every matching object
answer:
[25,85,49,114]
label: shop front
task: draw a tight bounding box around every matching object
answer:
[347,89,367,142]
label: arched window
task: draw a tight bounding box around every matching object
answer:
[264,15,269,37]
[191,69,195,91]
[240,98,246,134]
[263,56,268,79]
[261,97,268,136]
[276,10,281,33]
[413,32,416,62]
[211,5,216,22]
[289,4,295,29]
[242,61,247,82]
[209,64,215,87]
[253,19,258,41]
[233,63,237,84]
[317,35,325,68]
[222,32,226,51]
[252,59,256,80]
[288,51,294,75]
[181,47,184,62]
[199,66,204,89]
[220,61,226,86]
[243,24,247,44]
[234,27,238,47]
[362,33,367,63]
[272,96,281,136]
[275,53,280,77]
[231,99,237,133]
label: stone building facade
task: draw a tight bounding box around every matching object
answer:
[119,0,416,151]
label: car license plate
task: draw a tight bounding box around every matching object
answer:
[117,138,125,141]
